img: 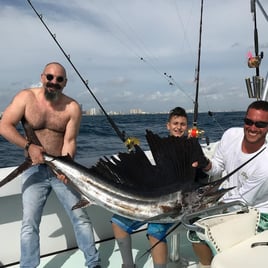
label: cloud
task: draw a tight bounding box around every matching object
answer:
[0,0,267,113]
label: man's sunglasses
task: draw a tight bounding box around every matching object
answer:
[44,73,65,83]
[244,118,268,128]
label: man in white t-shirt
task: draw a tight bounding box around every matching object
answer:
[192,100,268,268]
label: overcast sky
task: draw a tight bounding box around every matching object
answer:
[1,0,268,114]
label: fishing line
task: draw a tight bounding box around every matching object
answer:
[163,72,195,102]
[172,0,195,56]
[110,17,194,101]
[101,18,189,98]
[207,111,225,132]
[100,2,196,103]
[138,58,194,103]
[138,221,182,260]
[26,0,136,149]
[107,3,159,62]
[204,94,225,133]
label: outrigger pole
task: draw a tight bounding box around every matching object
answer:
[27,0,138,150]
[256,0,268,22]
[255,0,268,101]
[188,0,205,138]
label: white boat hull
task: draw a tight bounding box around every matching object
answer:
[0,165,114,266]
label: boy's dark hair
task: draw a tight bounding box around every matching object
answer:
[246,100,268,113]
[168,106,188,121]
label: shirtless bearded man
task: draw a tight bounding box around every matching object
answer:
[0,62,101,268]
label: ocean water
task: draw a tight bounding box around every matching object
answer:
[0,111,245,168]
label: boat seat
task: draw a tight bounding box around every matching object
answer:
[193,206,260,255]
[211,230,268,268]
[190,206,268,268]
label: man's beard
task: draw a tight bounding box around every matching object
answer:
[44,82,61,102]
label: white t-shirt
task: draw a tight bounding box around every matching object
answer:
[207,127,268,213]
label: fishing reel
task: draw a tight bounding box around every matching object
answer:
[124,137,140,151]
[188,126,205,138]
[247,53,263,68]
[245,52,265,100]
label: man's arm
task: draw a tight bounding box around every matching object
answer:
[0,90,30,149]
[203,161,212,172]
[0,90,45,165]
[61,101,82,158]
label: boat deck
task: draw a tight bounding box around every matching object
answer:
[3,227,198,268]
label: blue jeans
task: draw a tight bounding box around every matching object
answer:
[20,164,100,268]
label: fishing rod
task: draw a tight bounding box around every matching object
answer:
[245,0,264,100]
[252,0,261,77]
[26,0,138,150]
[188,0,205,138]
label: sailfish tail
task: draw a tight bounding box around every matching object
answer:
[0,117,40,188]
[0,158,32,187]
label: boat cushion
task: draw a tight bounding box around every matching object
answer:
[194,207,260,255]
[211,230,268,268]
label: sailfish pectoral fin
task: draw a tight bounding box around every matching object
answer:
[0,158,32,187]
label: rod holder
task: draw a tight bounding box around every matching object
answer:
[245,76,264,99]
[245,77,254,98]
[262,76,268,101]
[169,232,180,262]
[253,76,263,99]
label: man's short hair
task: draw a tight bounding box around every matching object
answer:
[246,100,268,113]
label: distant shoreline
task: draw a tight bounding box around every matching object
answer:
[81,110,244,116]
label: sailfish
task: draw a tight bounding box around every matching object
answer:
[0,117,237,223]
